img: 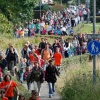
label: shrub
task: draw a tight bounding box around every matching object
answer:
[51,3,65,12]
[90,16,100,22]
[0,13,13,36]
[57,55,100,100]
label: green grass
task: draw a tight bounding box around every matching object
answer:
[77,23,100,34]
[12,76,31,99]
[74,22,84,34]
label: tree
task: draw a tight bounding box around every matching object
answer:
[90,0,100,15]
[0,0,38,23]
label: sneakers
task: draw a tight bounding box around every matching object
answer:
[49,95,52,98]
[39,93,41,96]
[49,94,54,98]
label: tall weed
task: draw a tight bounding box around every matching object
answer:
[57,56,100,100]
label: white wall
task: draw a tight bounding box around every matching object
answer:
[42,0,53,4]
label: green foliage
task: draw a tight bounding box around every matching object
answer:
[62,54,89,69]
[61,68,100,100]
[34,4,50,10]
[90,16,100,23]
[57,54,100,100]
[51,3,65,12]
[0,0,38,23]
[90,0,100,15]
[54,0,70,4]
[0,13,13,35]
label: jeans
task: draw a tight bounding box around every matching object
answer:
[8,61,14,76]
[48,82,55,96]
[20,73,24,82]
[27,82,31,90]
[62,51,65,58]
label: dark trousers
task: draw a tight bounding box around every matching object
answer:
[7,97,14,100]
[8,61,14,75]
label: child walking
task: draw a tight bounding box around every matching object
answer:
[19,58,26,83]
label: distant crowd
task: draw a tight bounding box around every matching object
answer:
[13,4,90,38]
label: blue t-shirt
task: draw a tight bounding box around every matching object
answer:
[70,30,74,34]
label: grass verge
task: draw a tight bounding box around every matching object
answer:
[56,55,100,100]
[77,23,100,33]
[12,76,31,99]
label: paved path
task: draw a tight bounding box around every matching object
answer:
[22,82,61,100]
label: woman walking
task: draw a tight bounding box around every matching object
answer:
[0,74,18,100]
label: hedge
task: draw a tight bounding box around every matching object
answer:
[90,16,100,22]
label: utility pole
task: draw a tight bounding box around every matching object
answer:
[61,0,62,6]
[75,0,78,6]
[86,0,90,23]
[78,0,80,5]
[40,0,42,18]
[93,0,96,83]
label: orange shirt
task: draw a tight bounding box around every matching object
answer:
[54,52,62,66]
[2,97,8,100]
[42,49,51,61]
[0,80,17,97]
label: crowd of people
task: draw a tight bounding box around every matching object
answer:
[13,4,90,38]
[0,4,94,100]
[0,32,88,100]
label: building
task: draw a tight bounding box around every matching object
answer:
[42,0,53,4]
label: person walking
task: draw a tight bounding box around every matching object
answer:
[29,62,44,96]
[53,47,62,75]
[18,94,25,100]
[45,60,59,98]
[6,44,18,76]
[24,67,31,91]
[0,53,7,73]
[41,43,52,61]
[0,74,19,100]
[21,44,31,66]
